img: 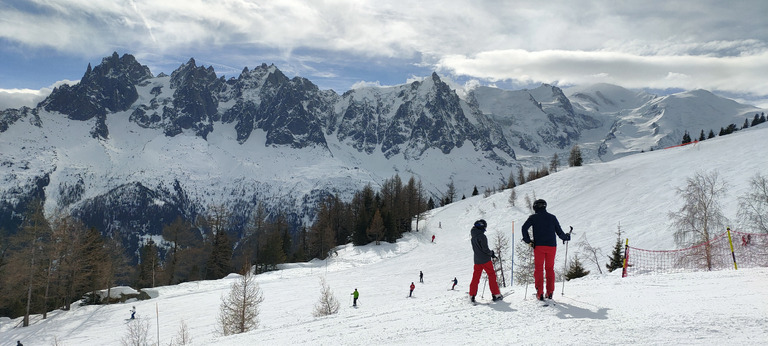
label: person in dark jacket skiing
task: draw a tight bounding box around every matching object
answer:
[452,277,458,290]
[419,270,424,283]
[521,199,570,301]
[469,219,503,303]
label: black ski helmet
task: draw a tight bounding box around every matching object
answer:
[533,199,547,210]
[474,219,487,229]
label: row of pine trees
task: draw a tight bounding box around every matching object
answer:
[682,112,766,144]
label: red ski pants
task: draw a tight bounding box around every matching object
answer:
[469,260,501,296]
[534,245,557,296]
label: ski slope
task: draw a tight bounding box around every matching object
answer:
[2,126,768,345]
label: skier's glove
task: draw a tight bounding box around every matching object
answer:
[562,233,571,241]
[526,240,535,248]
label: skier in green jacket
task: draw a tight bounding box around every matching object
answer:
[351,288,359,307]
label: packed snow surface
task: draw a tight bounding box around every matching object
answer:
[2,125,768,345]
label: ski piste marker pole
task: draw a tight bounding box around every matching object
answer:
[511,221,515,288]
[561,226,573,296]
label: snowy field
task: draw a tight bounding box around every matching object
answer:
[2,125,768,345]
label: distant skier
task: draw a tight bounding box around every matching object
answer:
[130,306,136,319]
[452,277,458,290]
[420,270,424,283]
[469,219,503,303]
[521,199,570,301]
[17,341,23,346]
[743,234,751,246]
[351,288,359,307]
[432,234,435,243]
[409,282,415,297]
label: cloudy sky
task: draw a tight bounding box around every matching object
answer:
[1,0,767,109]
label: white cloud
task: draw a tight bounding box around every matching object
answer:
[436,49,768,99]
[1,0,767,103]
[0,79,77,109]
[350,80,383,89]
[0,89,45,109]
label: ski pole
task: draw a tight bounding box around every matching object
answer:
[561,226,573,296]
[481,274,488,299]
[524,242,533,299]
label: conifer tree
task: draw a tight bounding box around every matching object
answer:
[568,145,583,167]
[137,240,160,288]
[203,205,233,280]
[681,131,691,144]
[565,255,590,280]
[606,226,625,272]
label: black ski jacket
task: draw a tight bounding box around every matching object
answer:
[471,226,495,264]
[521,209,567,247]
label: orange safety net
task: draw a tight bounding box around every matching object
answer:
[624,230,768,276]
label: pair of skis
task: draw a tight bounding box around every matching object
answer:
[540,296,557,307]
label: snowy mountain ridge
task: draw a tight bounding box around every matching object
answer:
[0,53,764,257]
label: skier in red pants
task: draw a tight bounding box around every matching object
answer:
[521,199,570,301]
[468,219,503,303]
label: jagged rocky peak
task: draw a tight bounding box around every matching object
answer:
[41,52,152,122]
[84,52,153,85]
[170,58,220,89]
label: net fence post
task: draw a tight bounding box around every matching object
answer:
[727,228,738,270]
[622,238,629,278]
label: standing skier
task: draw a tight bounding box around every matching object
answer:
[452,277,458,290]
[469,219,503,303]
[409,282,415,297]
[129,306,136,319]
[419,270,424,283]
[432,235,435,243]
[351,288,359,307]
[521,199,570,301]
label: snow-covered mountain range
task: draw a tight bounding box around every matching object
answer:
[0,53,763,255]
